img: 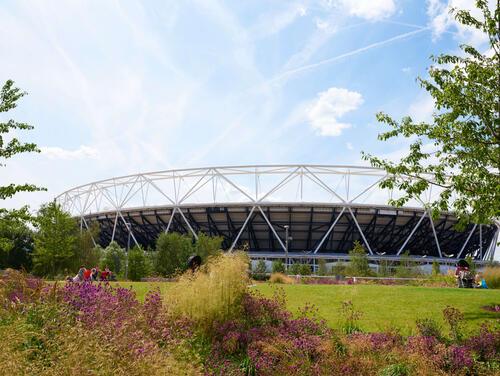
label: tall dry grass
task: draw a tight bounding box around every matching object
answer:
[269,272,295,284]
[164,252,250,333]
[482,266,500,289]
[0,318,198,376]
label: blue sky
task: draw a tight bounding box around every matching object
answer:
[0,0,494,210]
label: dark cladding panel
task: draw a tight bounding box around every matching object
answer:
[86,204,497,260]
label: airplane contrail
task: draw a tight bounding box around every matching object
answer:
[268,27,430,85]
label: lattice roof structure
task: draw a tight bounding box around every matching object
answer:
[56,165,498,263]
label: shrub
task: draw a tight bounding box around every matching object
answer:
[340,300,362,334]
[299,263,311,275]
[288,263,300,275]
[318,259,328,275]
[195,232,223,262]
[164,252,250,335]
[432,261,441,276]
[346,241,372,276]
[395,251,420,277]
[465,325,500,362]
[251,260,268,281]
[378,363,411,376]
[443,306,464,342]
[427,273,456,287]
[269,272,295,284]
[332,261,346,277]
[0,274,200,375]
[378,259,392,276]
[101,241,126,276]
[127,246,149,281]
[272,259,285,273]
[483,266,500,289]
[254,260,267,274]
[415,317,442,339]
[0,269,44,308]
[155,232,193,277]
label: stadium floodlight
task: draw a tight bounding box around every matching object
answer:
[284,225,289,271]
[125,222,131,280]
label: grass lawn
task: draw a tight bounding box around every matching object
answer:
[112,281,499,334]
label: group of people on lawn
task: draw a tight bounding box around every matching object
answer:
[71,266,113,282]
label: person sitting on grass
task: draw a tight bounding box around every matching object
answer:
[73,265,86,282]
[475,272,488,289]
[100,266,111,281]
[91,267,99,281]
[455,262,473,288]
[83,267,92,282]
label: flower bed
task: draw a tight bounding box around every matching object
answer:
[1,265,499,375]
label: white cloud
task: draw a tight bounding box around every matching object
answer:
[41,145,100,160]
[401,66,411,73]
[308,87,363,136]
[339,0,396,21]
[426,0,495,44]
[408,93,435,122]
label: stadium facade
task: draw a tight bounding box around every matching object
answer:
[56,165,498,265]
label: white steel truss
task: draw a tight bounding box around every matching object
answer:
[55,164,498,260]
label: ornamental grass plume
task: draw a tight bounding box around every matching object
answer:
[482,266,500,289]
[269,272,295,284]
[164,252,250,334]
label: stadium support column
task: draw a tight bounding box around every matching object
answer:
[457,224,477,259]
[397,212,427,255]
[428,211,442,258]
[111,212,119,242]
[258,206,286,252]
[347,207,373,255]
[81,216,97,247]
[486,227,499,261]
[229,206,256,253]
[314,207,346,254]
[118,212,140,248]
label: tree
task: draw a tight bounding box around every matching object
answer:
[0,207,34,270]
[0,80,44,200]
[101,241,126,276]
[378,259,392,277]
[272,259,285,273]
[127,246,149,281]
[363,1,500,227]
[254,259,267,274]
[432,261,441,276]
[318,259,328,276]
[75,222,101,269]
[32,202,78,277]
[299,263,311,275]
[155,232,193,277]
[332,261,347,277]
[465,254,477,275]
[289,263,301,275]
[395,251,420,277]
[195,232,223,261]
[347,241,372,276]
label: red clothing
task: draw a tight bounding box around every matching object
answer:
[455,266,469,276]
[101,271,109,280]
[83,269,92,280]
